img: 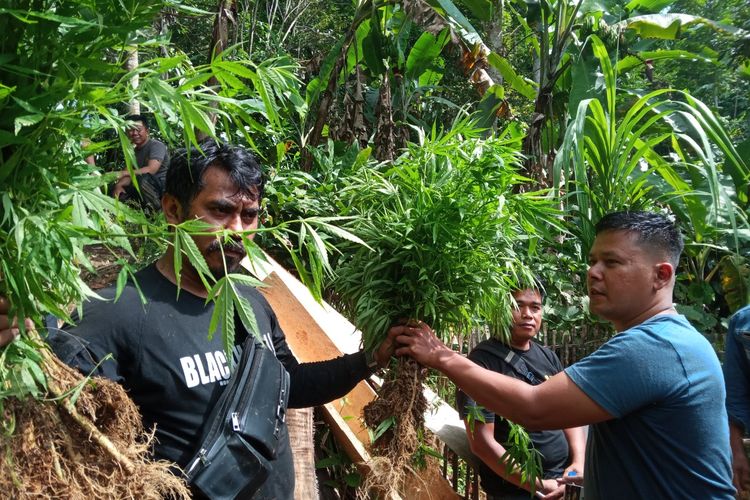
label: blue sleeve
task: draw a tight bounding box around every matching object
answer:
[724,308,750,431]
[565,326,680,418]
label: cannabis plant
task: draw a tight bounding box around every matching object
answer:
[329,120,561,496]
[0,1,355,496]
[334,122,561,350]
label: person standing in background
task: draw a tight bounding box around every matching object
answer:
[723,304,750,496]
[458,286,585,499]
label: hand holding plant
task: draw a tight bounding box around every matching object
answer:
[390,321,455,370]
[0,296,32,347]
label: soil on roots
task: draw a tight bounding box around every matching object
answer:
[361,357,434,498]
[0,352,190,499]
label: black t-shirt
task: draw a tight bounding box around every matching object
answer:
[456,338,570,496]
[47,264,371,496]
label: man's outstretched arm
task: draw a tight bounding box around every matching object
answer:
[279,326,396,408]
[393,322,612,430]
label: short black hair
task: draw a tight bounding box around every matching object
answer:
[125,114,149,130]
[165,139,265,211]
[595,211,684,267]
[512,277,546,302]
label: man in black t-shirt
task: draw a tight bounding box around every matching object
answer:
[2,140,396,499]
[457,288,586,499]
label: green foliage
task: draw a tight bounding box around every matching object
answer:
[0,0,357,402]
[0,337,46,400]
[315,424,363,494]
[406,30,451,82]
[486,53,537,100]
[368,415,397,443]
[619,13,748,40]
[3,0,146,324]
[501,420,544,493]
[331,120,561,350]
[463,401,544,493]
[473,0,750,186]
[721,255,750,313]
[0,0,304,318]
[411,427,444,469]
[554,35,749,256]
[300,0,487,150]
[463,402,487,433]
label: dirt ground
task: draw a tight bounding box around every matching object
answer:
[80,244,135,290]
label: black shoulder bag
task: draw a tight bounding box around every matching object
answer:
[184,336,290,499]
[474,341,543,385]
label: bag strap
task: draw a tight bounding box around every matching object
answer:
[474,341,543,386]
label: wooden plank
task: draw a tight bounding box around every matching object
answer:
[257,269,375,446]
[247,255,459,499]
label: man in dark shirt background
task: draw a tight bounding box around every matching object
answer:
[112,114,170,210]
[458,287,585,499]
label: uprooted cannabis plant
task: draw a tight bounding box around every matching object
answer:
[329,120,562,496]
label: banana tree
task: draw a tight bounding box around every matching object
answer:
[483,0,749,187]
[302,0,503,167]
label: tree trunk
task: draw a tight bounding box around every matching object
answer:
[486,0,504,84]
[208,0,234,66]
[521,91,551,189]
[197,0,236,141]
[287,407,319,499]
[123,48,140,115]
[374,72,396,162]
[302,39,350,170]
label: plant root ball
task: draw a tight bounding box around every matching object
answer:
[361,358,432,497]
[0,369,190,499]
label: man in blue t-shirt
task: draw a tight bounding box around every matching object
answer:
[723,305,750,496]
[393,211,735,499]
